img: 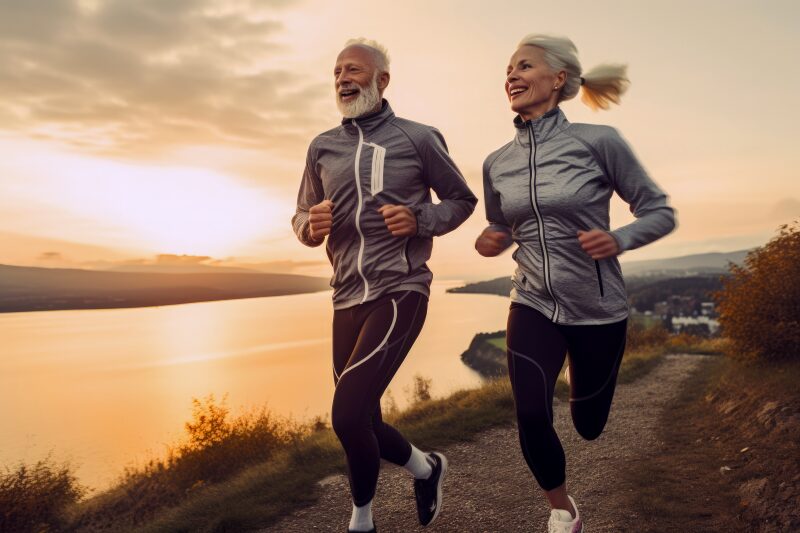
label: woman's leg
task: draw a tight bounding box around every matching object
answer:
[506,303,571,498]
[562,318,628,441]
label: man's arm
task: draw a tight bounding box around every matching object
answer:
[291,141,326,247]
[412,128,478,238]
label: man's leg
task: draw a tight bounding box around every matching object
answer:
[331,291,429,529]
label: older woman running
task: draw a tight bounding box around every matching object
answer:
[475,34,676,533]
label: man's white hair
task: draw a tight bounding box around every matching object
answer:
[344,37,391,73]
[518,34,629,111]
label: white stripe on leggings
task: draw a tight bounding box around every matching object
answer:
[336,298,398,383]
[508,348,554,424]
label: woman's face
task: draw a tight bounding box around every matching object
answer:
[505,45,563,120]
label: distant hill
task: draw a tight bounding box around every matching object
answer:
[620,249,750,276]
[0,264,331,313]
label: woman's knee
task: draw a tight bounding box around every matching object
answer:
[515,403,552,430]
[571,408,609,440]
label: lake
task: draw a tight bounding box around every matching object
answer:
[0,281,509,489]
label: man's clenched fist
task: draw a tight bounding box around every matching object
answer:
[308,200,334,243]
[378,204,417,237]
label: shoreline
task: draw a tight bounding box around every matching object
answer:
[0,288,333,314]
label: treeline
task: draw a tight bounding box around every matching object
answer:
[626,275,725,312]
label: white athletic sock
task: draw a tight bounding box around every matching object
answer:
[404,444,433,479]
[348,500,373,531]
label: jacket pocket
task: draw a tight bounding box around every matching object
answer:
[369,144,386,195]
[594,260,605,297]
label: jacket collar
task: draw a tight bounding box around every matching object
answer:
[514,107,569,145]
[341,99,394,135]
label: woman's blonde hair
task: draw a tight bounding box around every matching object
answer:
[517,34,629,111]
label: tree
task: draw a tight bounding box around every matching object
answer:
[715,220,800,361]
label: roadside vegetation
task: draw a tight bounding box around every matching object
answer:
[622,220,800,531]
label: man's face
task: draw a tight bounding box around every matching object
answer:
[334,46,388,118]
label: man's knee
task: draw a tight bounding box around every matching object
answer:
[331,402,369,440]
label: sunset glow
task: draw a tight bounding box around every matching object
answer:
[2,139,287,257]
[0,0,797,277]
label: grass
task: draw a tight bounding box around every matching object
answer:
[5,331,710,533]
[629,313,662,328]
[125,335,676,531]
[0,457,86,533]
[135,378,518,532]
[125,349,666,532]
[486,336,506,350]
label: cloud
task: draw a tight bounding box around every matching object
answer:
[232,259,329,274]
[38,251,64,261]
[0,0,334,157]
[155,254,213,265]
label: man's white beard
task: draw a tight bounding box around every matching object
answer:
[337,73,381,119]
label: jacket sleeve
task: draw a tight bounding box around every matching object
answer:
[412,128,478,238]
[291,140,325,247]
[599,129,677,252]
[482,154,513,237]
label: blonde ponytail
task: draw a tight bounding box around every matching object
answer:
[517,34,630,111]
[580,64,629,111]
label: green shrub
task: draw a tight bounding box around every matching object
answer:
[715,220,800,361]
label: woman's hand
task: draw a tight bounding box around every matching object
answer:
[475,229,512,257]
[577,229,620,260]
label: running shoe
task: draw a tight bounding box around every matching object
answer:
[413,452,448,526]
[547,495,583,533]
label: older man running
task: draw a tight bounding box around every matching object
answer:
[292,39,477,532]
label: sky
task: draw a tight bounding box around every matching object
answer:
[1,0,798,280]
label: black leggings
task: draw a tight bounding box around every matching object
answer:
[331,290,428,506]
[506,302,627,491]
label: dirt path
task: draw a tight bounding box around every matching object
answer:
[261,354,707,533]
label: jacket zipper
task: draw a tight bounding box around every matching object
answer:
[527,123,560,322]
[594,260,605,297]
[352,120,370,303]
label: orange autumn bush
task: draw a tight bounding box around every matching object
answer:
[715,220,800,361]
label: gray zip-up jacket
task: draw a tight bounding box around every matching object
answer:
[293,100,477,309]
[484,107,676,325]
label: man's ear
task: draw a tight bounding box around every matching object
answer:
[378,71,390,92]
